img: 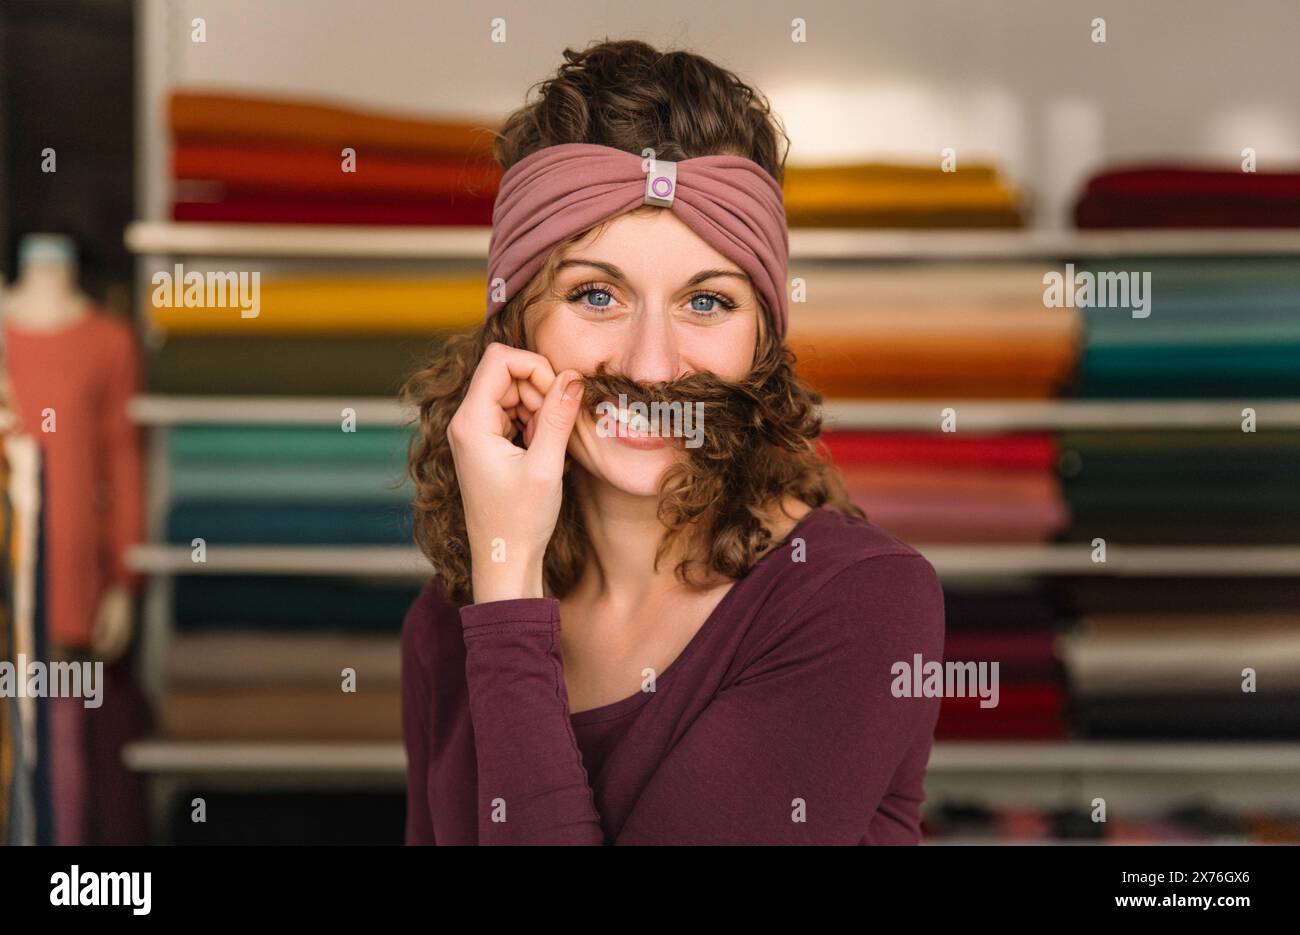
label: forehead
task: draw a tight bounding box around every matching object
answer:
[559,208,746,280]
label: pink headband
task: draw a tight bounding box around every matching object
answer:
[486,142,789,339]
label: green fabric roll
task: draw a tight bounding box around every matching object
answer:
[149,334,447,396]
[169,425,413,465]
[174,576,425,633]
[170,462,411,502]
[167,501,413,544]
[1058,431,1300,486]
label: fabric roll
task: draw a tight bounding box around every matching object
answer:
[149,334,440,396]
[169,89,498,159]
[1074,694,1300,738]
[1076,343,1300,397]
[850,485,1069,544]
[168,790,404,845]
[170,462,409,503]
[943,630,1062,680]
[173,143,500,198]
[942,588,1062,631]
[161,686,401,740]
[783,162,1024,228]
[173,576,420,633]
[148,277,483,334]
[169,425,410,465]
[1060,612,1300,695]
[167,501,412,545]
[934,682,1066,739]
[167,631,401,686]
[823,431,1058,471]
[1049,577,1300,616]
[1074,165,1300,228]
[174,195,494,226]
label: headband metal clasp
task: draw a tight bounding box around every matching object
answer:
[644,160,677,207]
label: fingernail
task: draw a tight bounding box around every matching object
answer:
[563,374,583,401]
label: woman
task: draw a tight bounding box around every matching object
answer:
[401,39,945,845]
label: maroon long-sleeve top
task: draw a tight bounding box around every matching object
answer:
[400,506,946,844]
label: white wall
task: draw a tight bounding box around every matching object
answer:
[138,0,1300,227]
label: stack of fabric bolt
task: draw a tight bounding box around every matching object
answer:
[783,161,1024,228]
[1053,577,1300,740]
[1074,165,1300,228]
[147,274,479,396]
[168,89,500,225]
[1070,258,1300,398]
[787,265,1080,399]
[932,586,1068,740]
[161,424,422,742]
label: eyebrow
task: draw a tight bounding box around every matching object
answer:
[557,259,749,287]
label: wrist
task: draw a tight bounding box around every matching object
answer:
[470,546,546,603]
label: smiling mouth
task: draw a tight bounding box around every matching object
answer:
[593,397,671,448]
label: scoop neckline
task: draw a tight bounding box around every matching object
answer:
[568,505,829,727]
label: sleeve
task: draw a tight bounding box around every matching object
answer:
[103,323,145,591]
[458,551,946,845]
[401,590,438,845]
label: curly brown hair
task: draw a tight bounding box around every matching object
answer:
[402,39,862,607]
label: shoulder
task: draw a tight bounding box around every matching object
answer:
[742,508,945,664]
[400,574,463,677]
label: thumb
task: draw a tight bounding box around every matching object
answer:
[525,369,584,466]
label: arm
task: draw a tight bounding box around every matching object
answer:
[459,551,946,845]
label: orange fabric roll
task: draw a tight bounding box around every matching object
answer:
[169,89,499,158]
[162,686,401,740]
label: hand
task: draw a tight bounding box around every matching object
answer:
[91,584,134,663]
[445,342,584,603]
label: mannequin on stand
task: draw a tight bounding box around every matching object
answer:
[1,232,148,844]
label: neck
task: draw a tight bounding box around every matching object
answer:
[3,281,89,331]
[566,470,699,613]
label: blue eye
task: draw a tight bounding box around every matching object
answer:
[585,289,613,307]
[690,294,718,312]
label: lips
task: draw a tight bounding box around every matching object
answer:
[596,397,670,449]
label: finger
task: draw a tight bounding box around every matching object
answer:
[462,343,557,437]
[525,369,584,466]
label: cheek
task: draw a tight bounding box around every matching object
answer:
[530,306,609,371]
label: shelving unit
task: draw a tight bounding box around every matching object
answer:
[126,222,1300,831]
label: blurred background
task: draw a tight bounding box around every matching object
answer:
[2,0,1299,845]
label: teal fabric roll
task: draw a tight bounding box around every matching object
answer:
[1076,342,1300,396]
[167,501,413,544]
[170,462,411,502]
[173,576,424,633]
[169,425,413,465]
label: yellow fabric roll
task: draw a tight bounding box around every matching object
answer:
[148,276,485,334]
[782,161,1023,225]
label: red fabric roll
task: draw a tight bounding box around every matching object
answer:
[822,431,1058,470]
[172,141,501,198]
[173,195,494,226]
[934,682,1067,739]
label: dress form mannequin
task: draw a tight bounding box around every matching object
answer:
[1,234,134,663]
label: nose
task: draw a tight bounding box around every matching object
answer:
[613,303,683,384]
